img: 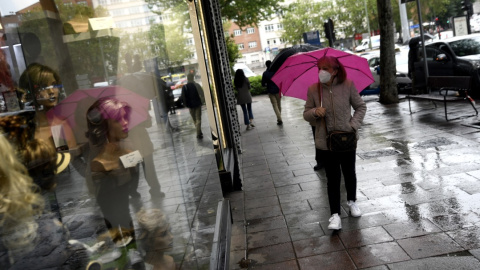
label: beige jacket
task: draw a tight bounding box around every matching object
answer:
[303,79,366,150]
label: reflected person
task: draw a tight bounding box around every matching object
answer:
[181,73,205,139]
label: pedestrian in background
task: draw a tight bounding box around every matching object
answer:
[262,60,282,125]
[303,56,366,231]
[234,69,255,130]
[181,73,205,139]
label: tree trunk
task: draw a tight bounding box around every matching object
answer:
[377,0,399,104]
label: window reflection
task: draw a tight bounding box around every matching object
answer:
[0,0,223,268]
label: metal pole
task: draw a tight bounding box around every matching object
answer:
[416,0,429,92]
[399,0,410,44]
[364,0,372,49]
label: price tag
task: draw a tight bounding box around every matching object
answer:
[119,150,143,168]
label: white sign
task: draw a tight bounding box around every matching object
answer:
[454,16,468,37]
[88,17,115,31]
[120,150,143,168]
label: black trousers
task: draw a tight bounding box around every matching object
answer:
[318,149,358,215]
[312,126,320,164]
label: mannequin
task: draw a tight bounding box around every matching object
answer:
[136,208,175,270]
[19,63,77,151]
[86,97,138,231]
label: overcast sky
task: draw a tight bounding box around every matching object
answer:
[0,0,38,16]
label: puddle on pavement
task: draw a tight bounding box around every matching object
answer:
[358,148,402,160]
[413,137,456,149]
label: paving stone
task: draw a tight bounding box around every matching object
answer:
[247,228,291,249]
[387,256,480,270]
[383,219,442,239]
[397,233,464,259]
[293,235,344,258]
[247,242,296,266]
[339,226,394,248]
[348,242,410,268]
[297,250,356,270]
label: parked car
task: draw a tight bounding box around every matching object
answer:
[355,35,381,52]
[412,33,480,98]
[361,50,412,93]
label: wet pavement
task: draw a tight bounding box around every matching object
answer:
[228,94,480,269]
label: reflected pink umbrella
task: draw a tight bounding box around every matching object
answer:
[46,86,150,140]
[272,47,374,100]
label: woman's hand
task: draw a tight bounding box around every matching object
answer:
[315,107,326,117]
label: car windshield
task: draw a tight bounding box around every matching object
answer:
[448,36,480,57]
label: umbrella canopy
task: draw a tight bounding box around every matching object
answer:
[272,47,374,100]
[46,86,150,142]
[269,44,323,73]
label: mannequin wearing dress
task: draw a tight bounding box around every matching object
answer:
[87,98,137,230]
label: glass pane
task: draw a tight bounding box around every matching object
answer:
[0,1,223,269]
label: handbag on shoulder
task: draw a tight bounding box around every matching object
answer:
[327,130,357,152]
[318,84,357,152]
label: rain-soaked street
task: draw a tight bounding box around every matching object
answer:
[228,94,480,269]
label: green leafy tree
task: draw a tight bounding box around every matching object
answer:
[148,23,192,73]
[144,0,284,28]
[280,0,332,45]
[225,35,242,70]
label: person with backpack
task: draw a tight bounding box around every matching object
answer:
[262,60,282,125]
[181,73,205,138]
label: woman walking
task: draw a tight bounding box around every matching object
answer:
[234,69,255,130]
[303,56,366,231]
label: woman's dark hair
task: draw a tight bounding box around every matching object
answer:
[234,69,246,89]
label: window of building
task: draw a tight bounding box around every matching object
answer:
[234,29,242,36]
[277,23,283,30]
[111,9,124,16]
[248,41,257,48]
[265,24,274,32]
[99,0,108,4]
[238,43,244,50]
[131,19,144,26]
[186,38,194,46]
[224,31,230,37]
[129,7,141,14]
[247,28,255,34]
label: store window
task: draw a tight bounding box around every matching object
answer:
[0,1,227,269]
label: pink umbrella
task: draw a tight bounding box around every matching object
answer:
[272,47,374,100]
[46,86,150,134]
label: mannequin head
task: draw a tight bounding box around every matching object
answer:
[86,97,131,146]
[19,63,62,111]
[136,208,173,253]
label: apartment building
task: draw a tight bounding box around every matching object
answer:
[227,22,263,67]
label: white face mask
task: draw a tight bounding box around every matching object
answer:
[318,70,332,83]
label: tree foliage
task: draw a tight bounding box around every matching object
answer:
[144,0,284,28]
[147,23,192,73]
[280,0,404,44]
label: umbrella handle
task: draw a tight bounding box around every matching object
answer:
[317,83,323,107]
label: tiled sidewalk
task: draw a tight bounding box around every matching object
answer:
[228,94,480,269]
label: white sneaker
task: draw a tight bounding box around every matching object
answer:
[327,213,342,230]
[249,120,255,127]
[246,124,253,130]
[347,200,362,217]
